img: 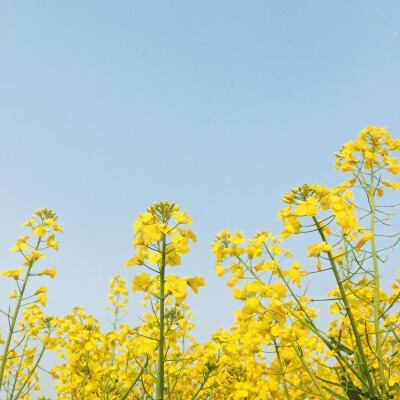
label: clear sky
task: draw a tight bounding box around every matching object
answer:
[1,1,400,395]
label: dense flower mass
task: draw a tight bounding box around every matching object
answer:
[0,126,399,399]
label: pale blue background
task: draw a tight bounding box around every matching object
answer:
[0,1,399,396]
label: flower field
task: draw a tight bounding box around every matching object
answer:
[1,126,400,399]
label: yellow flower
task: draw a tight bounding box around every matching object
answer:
[389,138,400,150]
[307,244,320,257]
[142,224,162,242]
[22,255,33,266]
[125,255,140,267]
[388,165,399,175]
[0,268,24,280]
[382,180,399,190]
[44,218,63,233]
[330,302,341,314]
[341,163,355,172]
[39,266,57,278]
[132,272,152,292]
[295,197,319,216]
[269,244,284,255]
[35,293,47,306]
[148,252,162,264]
[172,210,193,224]
[265,260,279,272]
[355,232,374,248]
[171,233,190,255]
[9,289,18,299]
[185,275,205,294]
[307,242,333,257]
[319,242,333,252]
[46,234,59,250]
[31,249,45,259]
[165,247,182,266]
[287,262,308,287]
[10,243,29,252]
[280,216,302,238]
[230,231,246,244]
[33,225,48,238]
[215,265,227,277]
[242,297,264,315]
[280,348,296,363]
[22,218,35,227]
[165,275,188,305]
[34,286,48,295]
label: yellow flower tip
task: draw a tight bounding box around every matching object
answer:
[9,289,18,299]
[282,192,295,204]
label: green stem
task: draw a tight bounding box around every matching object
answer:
[0,237,41,390]
[266,311,329,400]
[313,217,377,397]
[9,339,28,400]
[274,342,291,400]
[189,371,210,400]
[292,343,330,400]
[13,345,46,400]
[119,358,149,400]
[369,166,386,395]
[155,234,166,400]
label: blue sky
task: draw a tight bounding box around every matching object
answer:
[0,1,400,394]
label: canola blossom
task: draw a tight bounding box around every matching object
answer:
[0,126,399,399]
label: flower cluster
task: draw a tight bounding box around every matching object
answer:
[0,209,62,398]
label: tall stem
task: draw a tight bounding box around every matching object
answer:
[156,234,166,400]
[370,167,386,395]
[312,217,377,397]
[13,344,46,400]
[0,238,41,389]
